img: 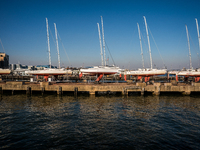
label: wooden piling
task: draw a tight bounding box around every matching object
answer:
[122,88,128,96]
[0,87,2,95]
[57,86,62,95]
[26,87,31,95]
[141,88,144,96]
[41,87,45,95]
[74,87,78,96]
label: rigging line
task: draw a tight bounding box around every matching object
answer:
[175,27,185,52]
[140,32,151,67]
[189,33,200,67]
[140,32,149,53]
[105,41,115,66]
[0,39,6,53]
[49,26,61,67]
[57,32,71,66]
[148,27,166,68]
[131,26,137,51]
[49,27,57,50]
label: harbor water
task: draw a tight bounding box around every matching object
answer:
[0,94,200,149]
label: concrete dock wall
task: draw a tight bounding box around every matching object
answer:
[1,81,200,96]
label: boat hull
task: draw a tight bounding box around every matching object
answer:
[0,69,11,75]
[125,69,167,76]
[178,72,200,77]
[25,69,68,76]
[80,66,121,76]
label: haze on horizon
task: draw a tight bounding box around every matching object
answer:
[0,0,200,70]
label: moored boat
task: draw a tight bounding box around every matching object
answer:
[0,68,11,75]
[124,16,167,82]
[79,16,122,82]
[25,68,68,76]
[125,68,166,76]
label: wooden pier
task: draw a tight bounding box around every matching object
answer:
[0,81,200,96]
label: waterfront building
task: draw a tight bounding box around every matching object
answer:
[0,53,9,69]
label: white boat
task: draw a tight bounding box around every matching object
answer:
[168,22,200,81]
[79,16,121,81]
[177,69,200,77]
[126,68,166,76]
[80,66,121,76]
[177,24,200,77]
[0,68,11,75]
[125,17,167,80]
[25,68,67,76]
[25,18,68,78]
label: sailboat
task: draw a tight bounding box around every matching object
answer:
[79,16,121,82]
[25,18,68,80]
[174,24,200,82]
[125,16,166,82]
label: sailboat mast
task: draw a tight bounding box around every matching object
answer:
[195,18,200,52]
[143,16,153,69]
[137,23,145,69]
[54,23,61,69]
[97,23,104,66]
[101,16,106,66]
[46,18,51,69]
[185,25,192,70]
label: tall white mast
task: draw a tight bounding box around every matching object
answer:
[185,25,192,70]
[46,18,51,69]
[137,23,145,69]
[195,18,200,52]
[101,16,106,66]
[143,16,153,69]
[54,23,61,69]
[97,23,104,66]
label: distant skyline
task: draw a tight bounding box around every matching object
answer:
[1,0,200,69]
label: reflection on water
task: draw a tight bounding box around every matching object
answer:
[0,94,200,149]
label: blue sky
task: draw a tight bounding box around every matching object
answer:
[0,0,200,69]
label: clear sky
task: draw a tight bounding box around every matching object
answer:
[0,0,200,70]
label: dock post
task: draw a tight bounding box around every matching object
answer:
[41,87,45,95]
[26,87,31,95]
[122,88,128,96]
[12,90,14,95]
[57,86,62,95]
[0,87,2,95]
[182,86,191,95]
[182,91,191,96]
[153,83,160,96]
[89,91,95,96]
[74,87,78,97]
[153,90,160,96]
[141,88,144,96]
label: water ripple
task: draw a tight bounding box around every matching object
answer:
[0,95,200,149]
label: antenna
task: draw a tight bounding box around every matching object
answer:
[54,23,61,69]
[185,25,192,69]
[101,16,106,66]
[137,23,145,69]
[97,23,104,66]
[143,16,153,69]
[195,18,200,52]
[46,18,51,68]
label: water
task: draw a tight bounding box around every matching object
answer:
[0,94,200,149]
